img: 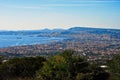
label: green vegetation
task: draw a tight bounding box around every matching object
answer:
[0,56,3,64]
[107,54,120,80]
[0,56,46,80]
[36,50,109,80]
[0,50,119,80]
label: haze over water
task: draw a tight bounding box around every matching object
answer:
[0,35,64,48]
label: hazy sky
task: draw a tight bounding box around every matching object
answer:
[0,0,120,30]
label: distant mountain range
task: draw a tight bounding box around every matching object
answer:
[0,27,120,34]
[0,27,120,38]
[0,28,65,35]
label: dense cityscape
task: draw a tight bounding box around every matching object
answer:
[0,27,120,62]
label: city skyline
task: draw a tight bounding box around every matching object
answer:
[0,0,120,30]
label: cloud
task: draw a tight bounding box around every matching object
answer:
[0,0,111,10]
[1,3,101,10]
[43,3,98,7]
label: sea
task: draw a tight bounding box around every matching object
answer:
[0,35,64,48]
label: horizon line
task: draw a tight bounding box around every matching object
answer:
[0,26,120,31]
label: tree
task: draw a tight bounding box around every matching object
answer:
[107,55,120,74]
[107,54,120,80]
[36,50,90,80]
[36,55,68,80]
[0,56,46,80]
[0,56,3,64]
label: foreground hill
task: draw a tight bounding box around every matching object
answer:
[0,50,120,80]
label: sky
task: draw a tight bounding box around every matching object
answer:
[0,0,120,30]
